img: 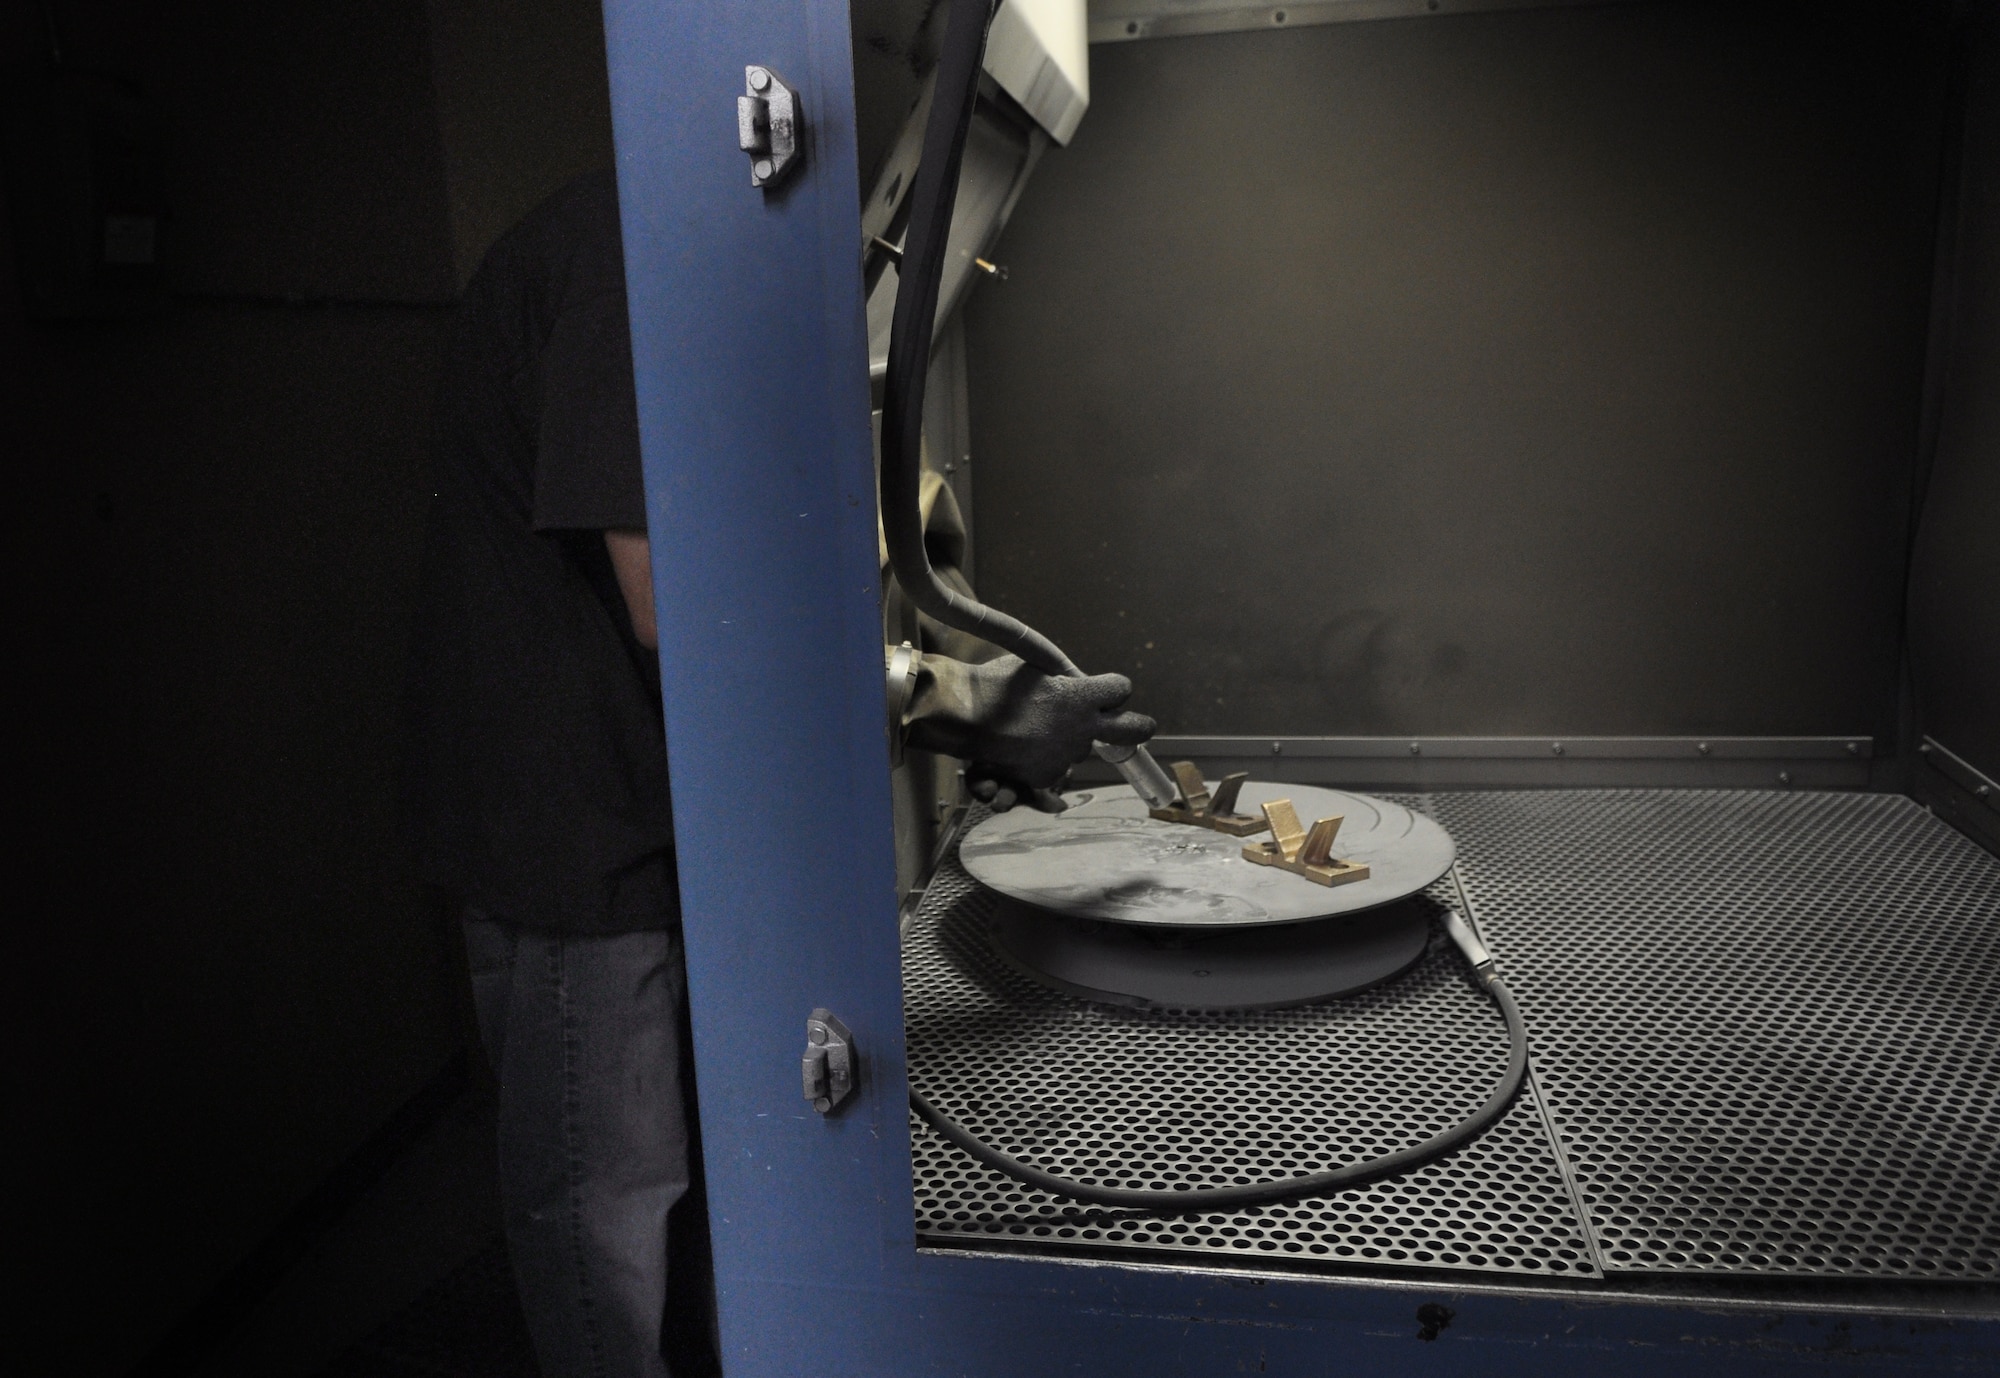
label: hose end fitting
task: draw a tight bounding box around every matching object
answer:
[1444,908,1497,977]
[1095,741,1178,808]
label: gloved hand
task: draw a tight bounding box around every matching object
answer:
[902,653,1157,813]
[962,767,1068,815]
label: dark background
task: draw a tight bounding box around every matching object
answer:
[968,2,1954,743]
[1910,0,2000,807]
[3,2,609,1372]
[6,0,1999,1372]
[1,1,935,1372]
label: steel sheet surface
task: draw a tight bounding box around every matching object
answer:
[960,781,1455,927]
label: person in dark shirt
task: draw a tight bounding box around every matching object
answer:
[403,172,1152,1377]
[404,172,685,1378]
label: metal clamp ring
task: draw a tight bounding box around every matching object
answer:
[886,640,920,765]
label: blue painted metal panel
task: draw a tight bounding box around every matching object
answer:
[757,1256,2000,1376]
[603,3,2000,1372]
[601,0,914,1336]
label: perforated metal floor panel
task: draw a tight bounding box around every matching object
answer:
[905,790,2000,1284]
[1434,789,2000,1280]
[904,844,1600,1277]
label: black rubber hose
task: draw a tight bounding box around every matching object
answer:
[879,0,1079,678]
[907,962,1529,1213]
[882,5,1527,1210]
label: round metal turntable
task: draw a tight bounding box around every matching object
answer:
[960,781,1455,928]
[960,782,1457,1009]
[987,893,1435,1010]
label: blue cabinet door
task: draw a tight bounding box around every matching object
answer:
[602,5,2000,1374]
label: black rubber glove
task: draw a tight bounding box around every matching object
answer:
[961,770,1066,814]
[902,653,1157,813]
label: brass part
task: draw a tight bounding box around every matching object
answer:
[1241,798,1371,887]
[1172,760,1209,811]
[1147,763,1269,836]
[1208,771,1248,816]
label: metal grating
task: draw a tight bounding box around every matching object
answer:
[903,832,1600,1276]
[1433,789,2000,1279]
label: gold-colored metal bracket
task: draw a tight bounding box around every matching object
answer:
[1148,761,1269,836]
[1241,799,1371,887]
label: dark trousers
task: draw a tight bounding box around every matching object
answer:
[463,914,690,1378]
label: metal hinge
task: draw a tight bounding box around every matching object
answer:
[801,1009,855,1114]
[737,66,802,189]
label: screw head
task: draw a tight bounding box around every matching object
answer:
[1697,742,1711,756]
[749,67,771,92]
[1271,741,1283,755]
[753,158,774,181]
[808,1025,827,1045]
[1552,742,1566,756]
[1779,770,1793,786]
[1846,741,1861,755]
[1409,742,1422,756]
[1978,784,1992,800]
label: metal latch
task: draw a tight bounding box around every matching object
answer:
[737,66,802,189]
[802,1009,855,1114]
